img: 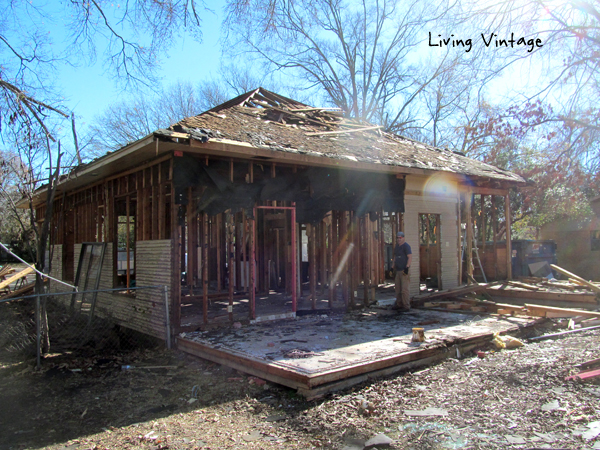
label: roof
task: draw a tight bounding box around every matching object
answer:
[27,87,527,207]
[163,87,526,185]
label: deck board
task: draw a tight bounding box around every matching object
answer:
[177,308,539,397]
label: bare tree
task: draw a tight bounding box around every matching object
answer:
[0,0,207,358]
[223,0,465,128]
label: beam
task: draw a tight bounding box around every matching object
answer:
[551,264,600,294]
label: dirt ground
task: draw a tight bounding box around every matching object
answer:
[1,299,599,450]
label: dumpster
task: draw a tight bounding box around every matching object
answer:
[511,240,557,278]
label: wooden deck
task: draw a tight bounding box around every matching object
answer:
[177,308,540,399]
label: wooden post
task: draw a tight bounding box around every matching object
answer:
[466,191,474,284]
[125,195,131,292]
[351,212,358,307]
[362,217,369,307]
[309,223,317,309]
[250,208,256,319]
[228,210,234,322]
[480,194,485,248]
[340,211,348,307]
[235,212,242,290]
[216,213,222,292]
[202,212,209,325]
[241,210,247,291]
[186,187,195,288]
[491,195,498,280]
[505,192,512,280]
[136,175,143,242]
[297,223,302,299]
[457,191,462,285]
[152,167,159,240]
[379,210,385,284]
[170,168,181,335]
[328,213,336,306]
[436,214,442,290]
[291,204,297,312]
[320,220,327,294]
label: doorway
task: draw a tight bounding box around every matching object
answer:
[419,213,442,291]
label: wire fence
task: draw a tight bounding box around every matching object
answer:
[0,285,170,369]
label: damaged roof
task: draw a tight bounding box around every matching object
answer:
[160,87,526,185]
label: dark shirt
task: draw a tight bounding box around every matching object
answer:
[394,242,412,271]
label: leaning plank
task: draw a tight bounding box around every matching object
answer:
[551,264,600,294]
[525,304,600,319]
[0,266,35,291]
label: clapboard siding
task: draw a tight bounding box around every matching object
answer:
[404,193,460,296]
[68,241,173,340]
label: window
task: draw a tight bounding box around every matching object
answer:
[592,230,600,251]
[114,197,136,290]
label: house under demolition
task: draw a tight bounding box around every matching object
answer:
[34,88,532,395]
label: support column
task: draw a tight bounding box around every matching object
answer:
[202,213,209,325]
[505,192,512,280]
[228,211,234,321]
[250,209,256,319]
[309,223,317,309]
[466,191,474,284]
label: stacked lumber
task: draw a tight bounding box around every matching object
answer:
[486,265,599,309]
[420,297,600,320]
[0,266,35,297]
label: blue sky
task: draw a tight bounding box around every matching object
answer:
[55,2,224,129]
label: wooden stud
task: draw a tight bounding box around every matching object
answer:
[329,212,338,306]
[235,212,241,290]
[480,194,486,251]
[216,213,222,292]
[228,211,234,321]
[457,190,462,285]
[152,167,159,240]
[505,193,512,280]
[466,191,474,283]
[492,195,497,280]
[309,224,317,309]
[320,220,327,294]
[202,212,209,325]
[250,209,256,319]
[186,187,195,288]
[379,210,385,284]
[170,178,181,336]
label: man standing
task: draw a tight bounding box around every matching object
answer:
[393,231,412,311]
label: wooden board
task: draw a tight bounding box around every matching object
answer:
[0,281,36,301]
[486,286,598,304]
[0,266,35,291]
[525,304,600,319]
[551,264,600,294]
[565,368,600,381]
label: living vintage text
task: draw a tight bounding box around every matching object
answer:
[429,32,543,53]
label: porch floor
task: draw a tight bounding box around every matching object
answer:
[180,283,399,327]
[177,306,540,399]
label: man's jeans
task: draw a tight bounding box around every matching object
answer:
[394,270,410,309]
